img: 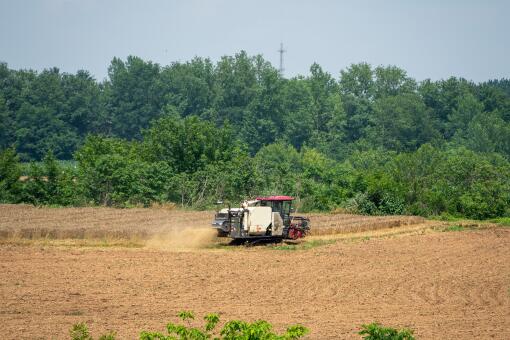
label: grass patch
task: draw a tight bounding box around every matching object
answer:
[438,224,480,232]
[271,239,336,251]
[430,215,510,229]
[489,217,510,227]
[442,225,466,232]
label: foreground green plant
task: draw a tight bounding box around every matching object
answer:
[69,317,419,339]
[71,311,308,340]
[359,322,415,340]
[140,310,308,340]
[70,322,115,340]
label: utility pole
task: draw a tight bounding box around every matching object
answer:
[278,42,286,75]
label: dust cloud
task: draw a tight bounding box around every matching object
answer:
[145,226,217,250]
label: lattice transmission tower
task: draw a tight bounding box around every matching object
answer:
[278,42,286,75]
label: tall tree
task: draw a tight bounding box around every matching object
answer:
[368,93,437,152]
[339,63,375,143]
[242,56,285,153]
[215,51,257,123]
[142,115,236,174]
[281,77,314,150]
[60,70,102,136]
[14,68,80,160]
[106,56,163,139]
[373,65,416,98]
[159,57,218,118]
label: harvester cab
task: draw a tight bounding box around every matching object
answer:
[212,196,310,241]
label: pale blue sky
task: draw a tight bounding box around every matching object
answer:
[0,0,509,82]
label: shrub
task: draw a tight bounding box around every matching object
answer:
[70,323,92,340]
[346,192,377,215]
[69,323,115,340]
[378,193,405,215]
[0,147,22,202]
[359,322,415,340]
[19,151,81,206]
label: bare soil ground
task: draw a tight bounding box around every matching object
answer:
[0,205,509,339]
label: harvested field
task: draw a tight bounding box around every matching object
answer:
[0,204,509,339]
[305,213,425,235]
[0,205,426,243]
[0,204,211,243]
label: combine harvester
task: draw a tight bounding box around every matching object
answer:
[212,196,310,244]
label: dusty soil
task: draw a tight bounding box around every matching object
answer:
[1,228,509,339]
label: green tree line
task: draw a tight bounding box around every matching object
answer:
[1,52,509,218]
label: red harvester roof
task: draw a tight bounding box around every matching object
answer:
[256,195,294,201]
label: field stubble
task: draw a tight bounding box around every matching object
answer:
[0,204,432,248]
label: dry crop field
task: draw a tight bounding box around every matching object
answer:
[0,204,426,244]
[0,204,509,339]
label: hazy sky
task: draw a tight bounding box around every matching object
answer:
[1,0,509,82]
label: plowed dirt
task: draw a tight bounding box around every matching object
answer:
[0,205,509,339]
[1,227,509,339]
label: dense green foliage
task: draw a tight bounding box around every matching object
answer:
[1,53,510,218]
[69,311,309,340]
